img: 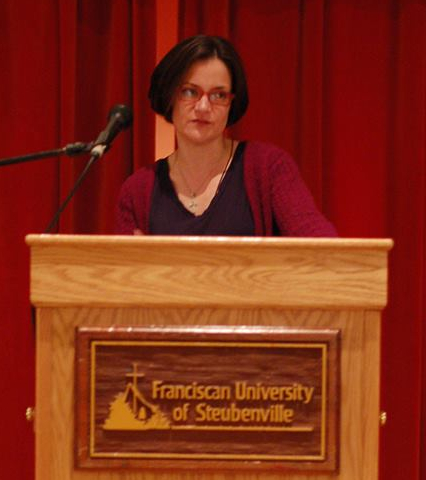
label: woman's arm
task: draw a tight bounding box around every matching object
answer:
[270,150,337,237]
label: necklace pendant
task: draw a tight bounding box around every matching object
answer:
[188,194,197,211]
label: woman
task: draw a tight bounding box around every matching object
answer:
[115,35,336,237]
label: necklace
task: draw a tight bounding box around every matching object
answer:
[175,140,234,212]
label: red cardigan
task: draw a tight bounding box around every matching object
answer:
[115,141,337,237]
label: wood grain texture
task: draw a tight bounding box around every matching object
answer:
[36,307,380,480]
[35,307,53,479]
[30,236,389,480]
[27,235,392,309]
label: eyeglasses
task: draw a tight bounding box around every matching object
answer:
[176,84,234,106]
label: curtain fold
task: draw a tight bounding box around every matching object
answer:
[0,1,425,479]
[382,2,426,479]
[56,1,157,234]
[0,3,157,479]
[0,3,59,479]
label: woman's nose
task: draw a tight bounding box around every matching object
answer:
[194,93,211,111]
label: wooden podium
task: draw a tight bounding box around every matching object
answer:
[27,234,392,480]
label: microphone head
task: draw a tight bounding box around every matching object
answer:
[109,104,133,129]
[90,104,133,158]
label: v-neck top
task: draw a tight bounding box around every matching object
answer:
[149,142,255,235]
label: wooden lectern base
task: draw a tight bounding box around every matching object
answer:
[28,235,392,480]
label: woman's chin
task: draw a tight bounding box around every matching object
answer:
[182,126,225,145]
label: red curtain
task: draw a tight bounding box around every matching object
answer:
[0,1,425,479]
[0,2,156,479]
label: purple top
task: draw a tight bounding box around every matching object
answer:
[149,142,254,235]
[115,141,337,237]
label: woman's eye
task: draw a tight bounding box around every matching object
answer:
[181,87,199,98]
[210,91,227,101]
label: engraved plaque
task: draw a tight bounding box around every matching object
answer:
[75,326,339,471]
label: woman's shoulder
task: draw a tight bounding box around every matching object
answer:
[119,161,161,193]
[126,162,158,179]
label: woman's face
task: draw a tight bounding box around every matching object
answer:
[171,57,232,145]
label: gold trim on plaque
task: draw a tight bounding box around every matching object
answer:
[89,340,328,462]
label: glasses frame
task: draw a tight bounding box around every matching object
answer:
[176,84,235,107]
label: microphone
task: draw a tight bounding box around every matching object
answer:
[90,104,133,158]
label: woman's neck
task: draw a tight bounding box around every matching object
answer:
[173,136,231,171]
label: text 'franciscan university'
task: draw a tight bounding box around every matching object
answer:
[151,381,315,425]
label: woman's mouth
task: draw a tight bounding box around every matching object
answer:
[192,119,211,125]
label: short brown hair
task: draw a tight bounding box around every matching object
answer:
[148,35,249,127]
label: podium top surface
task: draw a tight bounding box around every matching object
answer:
[26,234,393,249]
[26,235,393,309]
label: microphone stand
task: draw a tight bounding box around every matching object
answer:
[44,152,100,233]
[2,105,132,232]
[0,142,91,167]
[0,141,103,232]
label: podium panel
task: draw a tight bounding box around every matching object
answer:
[27,235,392,480]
